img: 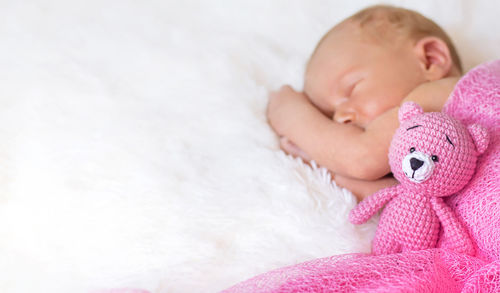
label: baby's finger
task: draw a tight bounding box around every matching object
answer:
[280,137,311,161]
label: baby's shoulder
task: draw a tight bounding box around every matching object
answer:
[401,77,460,112]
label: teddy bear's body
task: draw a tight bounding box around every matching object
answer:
[350,102,489,255]
[372,186,440,254]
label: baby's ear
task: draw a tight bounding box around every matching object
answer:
[414,36,454,81]
[467,124,489,154]
[398,102,424,123]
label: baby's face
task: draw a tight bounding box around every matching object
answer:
[304,25,426,128]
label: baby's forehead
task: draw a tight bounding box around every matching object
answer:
[314,22,364,51]
[308,23,403,70]
[308,26,364,66]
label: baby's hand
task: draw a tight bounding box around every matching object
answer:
[279,137,311,161]
[267,85,311,135]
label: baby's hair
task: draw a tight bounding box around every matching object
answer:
[345,5,462,73]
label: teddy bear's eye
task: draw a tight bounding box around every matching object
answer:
[409,147,416,153]
[431,155,439,162]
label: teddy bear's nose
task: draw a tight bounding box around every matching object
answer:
[410,158,424,171]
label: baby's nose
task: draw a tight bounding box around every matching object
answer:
[333,110,356,124]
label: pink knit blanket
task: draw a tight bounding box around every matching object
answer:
[223,60,500,292]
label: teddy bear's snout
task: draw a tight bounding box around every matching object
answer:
[402,151,435,183]
[410,158,424,170]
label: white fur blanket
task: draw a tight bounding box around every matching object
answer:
[0,1,498,292]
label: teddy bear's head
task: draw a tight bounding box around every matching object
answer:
[389,102,489,196]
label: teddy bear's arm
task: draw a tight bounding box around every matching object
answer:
[349,186,398,225]
[430,197,475,255]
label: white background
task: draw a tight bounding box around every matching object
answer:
[0,0,498,292]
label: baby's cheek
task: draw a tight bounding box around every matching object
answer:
[357,98,393,126]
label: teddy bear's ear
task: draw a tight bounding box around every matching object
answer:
[467,124,489,154]
[398,102,424,123]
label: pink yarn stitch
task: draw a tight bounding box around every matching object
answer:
[223,59,500,292]
[349,102,488,255]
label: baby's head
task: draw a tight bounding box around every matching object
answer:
[304,5,462,128]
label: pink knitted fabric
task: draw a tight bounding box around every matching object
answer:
[223,60,500,292]
[349,102,487,255]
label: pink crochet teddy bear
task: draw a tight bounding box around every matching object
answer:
[349,102,489,255]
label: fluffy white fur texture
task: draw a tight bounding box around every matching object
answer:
[0,1,498,292]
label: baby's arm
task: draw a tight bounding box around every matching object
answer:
[334,174,398,201]
[268,85,391,180]
[267,78,458,180]
[280,134,397,200]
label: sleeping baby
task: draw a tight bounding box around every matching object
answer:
[267,5,463,199]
